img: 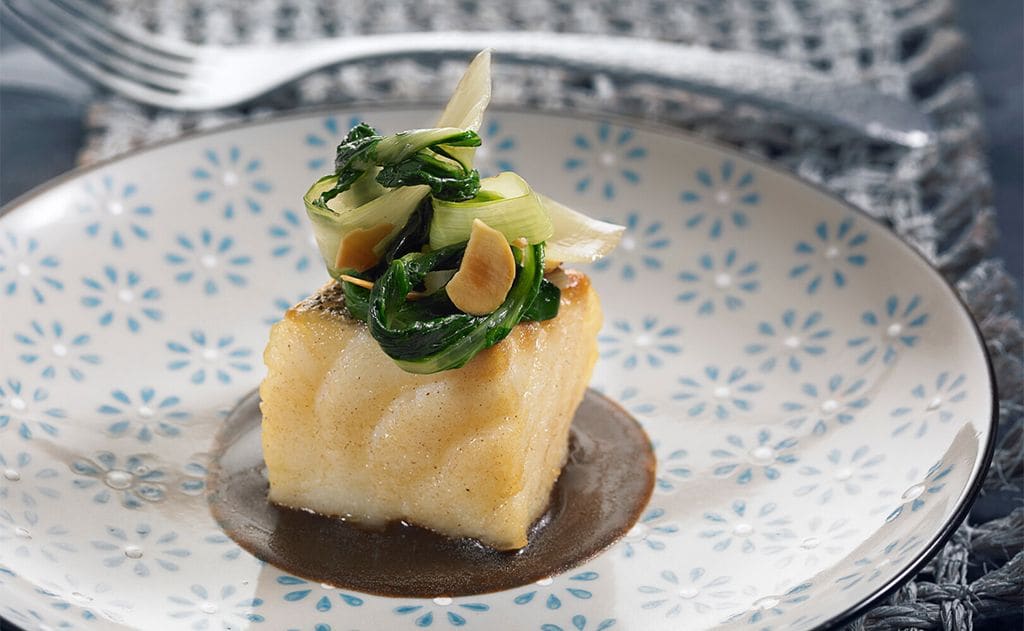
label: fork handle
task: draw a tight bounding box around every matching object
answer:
[262,31,930,148]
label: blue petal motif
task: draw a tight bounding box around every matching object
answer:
[563,122,646,200]
[681,160,759,239]
[598,316,682,371]
[192,146,272,218]
[0,233,65,304]
[789,217,869,293]
[79,175,153,249]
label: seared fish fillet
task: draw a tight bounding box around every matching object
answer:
[260,270,602,550]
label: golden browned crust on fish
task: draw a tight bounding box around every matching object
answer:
[260,270,601,549]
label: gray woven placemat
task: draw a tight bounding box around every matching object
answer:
[79,1,1023,628]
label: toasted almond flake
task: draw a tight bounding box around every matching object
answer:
[543,259,562,274]
[446,219,516,316]
[335,223,395,272]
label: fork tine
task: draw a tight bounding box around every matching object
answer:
[1,0,180,104]
[5,0,188,93]
[53,0,198,63]
[46,0,194,74]
[31,0,190,86]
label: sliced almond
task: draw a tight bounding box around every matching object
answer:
[334,223,395,272]
[543,258,562,274]
[446,219,516,316]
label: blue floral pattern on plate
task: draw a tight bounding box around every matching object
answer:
[621,507,680,557]
[835,537,922,590]
[700,500,795,554]
[653,445,691,494]
[90,523,190,576]
[0,451,61,506]
[638,567,737,618]
[789,218,868,293]
[38,575,133,625]
[0,451,64,563]
[890,372,967,438]
[393,598,489,627]
[794,446,885,503]
[710,430,799,484]
[166,229,252,295]
[564,122,645,199]
[0,456,76,562]
[0,108,995,631]
[744,310,831,373]
[677,249,760,315]
[276,575,363,613]
[166,331,253,385]
[199,532,243,562]
[269,209,317,273]
[673,365,762,420]
[725,583,812,625]
[542,615,616,631]
[884,461,954,522]
[598,316,682,369]
[97,387,190,442]
[773,516,859,570]
[80,175,152,248]
[13,320,101,382]
[2,605,76,630]
[681,160,758,239]
[70,452,168,509]
[192,146,272,219]
[847,295,929,365]
[0,232,63,304]
[612,386,657,416]
[80,266,162,332]
[781,375,870,434]
[514,572,599,610]
[167,584,264,628]
[0,378,66,440]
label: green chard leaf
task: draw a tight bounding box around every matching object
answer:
[367,243,547,373]
[521,279,561,322]
[376,154,480,201]
[341,278,371,322]
[320,125,482,204]
[378,196,435,269]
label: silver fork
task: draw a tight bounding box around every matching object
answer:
[1,0,932,148]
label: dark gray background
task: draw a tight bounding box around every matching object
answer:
[0,3,1020,630]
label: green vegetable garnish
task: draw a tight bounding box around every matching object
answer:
[430,172,554,250]
[300,50,623,374]
[320,124,482,204]
[366,243,545,374]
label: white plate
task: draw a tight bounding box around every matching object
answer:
[0,108,995,631]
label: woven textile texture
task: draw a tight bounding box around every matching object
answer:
[79,1,1023,629]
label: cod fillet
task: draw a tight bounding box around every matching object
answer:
[260,270,601,550]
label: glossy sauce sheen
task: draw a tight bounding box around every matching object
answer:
[208,389,655,597]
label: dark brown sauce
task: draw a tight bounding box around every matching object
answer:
[207,389,655,597]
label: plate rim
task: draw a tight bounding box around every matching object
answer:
[0,103,999,631]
